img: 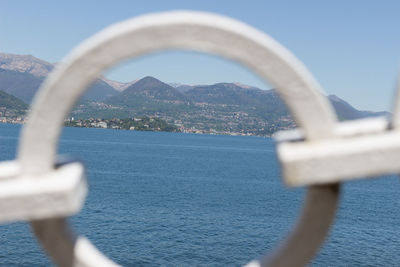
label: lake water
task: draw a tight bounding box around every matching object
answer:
[0,123,399,266]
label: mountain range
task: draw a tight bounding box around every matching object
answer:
[0,52,388,135]
[0,53,118,102]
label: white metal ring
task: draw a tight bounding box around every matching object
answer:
[17,11,340,267]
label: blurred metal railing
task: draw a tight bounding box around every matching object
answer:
[0,11,398,267]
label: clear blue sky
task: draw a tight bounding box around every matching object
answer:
[1,0,400,111]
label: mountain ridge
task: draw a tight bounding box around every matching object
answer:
[0,52,389,135]
[0,52,53,78]
[100,76,388,135]
[0,53,119,102]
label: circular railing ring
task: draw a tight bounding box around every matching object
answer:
[391,74,400,129]
[17,11,340,267]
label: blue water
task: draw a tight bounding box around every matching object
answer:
[0,123,399,266]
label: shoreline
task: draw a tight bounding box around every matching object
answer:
[0,121,272,138]
[64,124,272,138]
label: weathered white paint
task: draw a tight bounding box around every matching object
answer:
[74,238,121,267]
[275,116,389,143]
[278,128,400,186]
[0,161,86,223]
[391,73,400,128]
[275,115,400,187]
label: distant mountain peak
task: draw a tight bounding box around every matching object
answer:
[140,76,161,82]
[107,75,186,105]
[0,52,118,102]
[0,52,53,78]
[133,76,170,88]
